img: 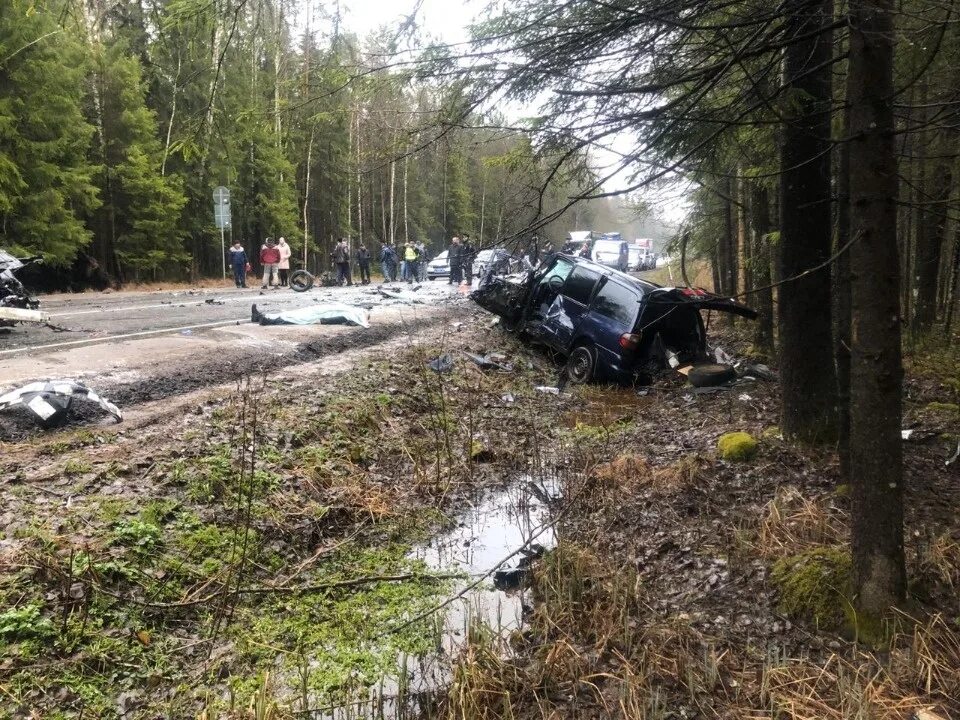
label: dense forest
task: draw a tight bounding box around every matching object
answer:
[0,0,629,284]
[3,0,958,627]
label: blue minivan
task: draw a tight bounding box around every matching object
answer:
[472,254,757,383]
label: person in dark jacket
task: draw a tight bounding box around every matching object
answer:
[462,234,476,286]
[332,238,352,286]
[260,238,281,289]
[229,241,248,288]
[356,244,371,284]
[379,243,398,282]
[448,235,463,285]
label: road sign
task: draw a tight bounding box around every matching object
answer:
[213,186,231,230]
[213,187,231,279]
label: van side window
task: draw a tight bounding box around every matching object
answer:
[593,280,641,327]
[562,267,601,304]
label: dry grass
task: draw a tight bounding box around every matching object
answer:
[760,613,959,720]
[755,485,846,560]
[588,453,708,499]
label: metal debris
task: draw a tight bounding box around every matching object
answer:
[0,381,122,428]
[427,354,454,373]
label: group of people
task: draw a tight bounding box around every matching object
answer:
[447,234,477,286]
[228,237,292,289]
[378,240,427,284]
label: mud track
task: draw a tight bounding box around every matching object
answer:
[0,309,458,440]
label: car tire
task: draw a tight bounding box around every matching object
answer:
[566,345,596,384]
[289,270,314,292]
[688,363,737,388]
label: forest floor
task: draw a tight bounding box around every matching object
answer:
[0,303,958,719]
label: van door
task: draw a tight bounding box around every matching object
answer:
[588,278,642,370]
[538,265,601,351]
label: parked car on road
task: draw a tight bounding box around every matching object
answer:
[591,238,629,272]
[427,250,451,280]
[471,254,757,384]
[474,248,516,278]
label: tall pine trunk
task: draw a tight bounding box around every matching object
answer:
[750,183,774,355]
[912,160,952,331]
[847,0,906,620]
[778,0,838,443]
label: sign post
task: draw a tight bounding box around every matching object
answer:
[212,186,231,279]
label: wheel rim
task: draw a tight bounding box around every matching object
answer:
[569,349,592,382]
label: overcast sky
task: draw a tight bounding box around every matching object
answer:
[333,0,689,227]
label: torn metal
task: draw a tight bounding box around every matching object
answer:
[0,250,44,327]
[0,381,123,428]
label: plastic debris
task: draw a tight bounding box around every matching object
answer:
[501,393,515,403]
[427,354,454,373]
[0,380,122,428]
[901,429,914,440]
[463,351,513,372]
[947,441,960,466]
[713,346,736,365]
[534,386,560,395]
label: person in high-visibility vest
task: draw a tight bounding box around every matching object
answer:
[402,242,419,283]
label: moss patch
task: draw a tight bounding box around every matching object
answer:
[924,402,959,414]
[771,547,852,628]
[717,432,758,461]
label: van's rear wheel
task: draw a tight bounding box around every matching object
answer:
[566,345,596,384]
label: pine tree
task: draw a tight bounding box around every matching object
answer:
[92,42,187,280]
[0,1,99,263]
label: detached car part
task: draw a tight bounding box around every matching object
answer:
[0,381,123,428]
[0,250,44,327]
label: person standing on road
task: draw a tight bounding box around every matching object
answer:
[448,235,463,285]
[412,240,425,282]
[380,242,398,282]
[462,234,476,286]
[356,243,371,285]
[402,242,418,283]
[277,237,292,287]
[333,238,352,286]
[260,238,281,289]
[229,241,248,288]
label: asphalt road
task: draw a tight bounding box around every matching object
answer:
[0,280,458,355]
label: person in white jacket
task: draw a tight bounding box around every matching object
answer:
[277,237,292,287]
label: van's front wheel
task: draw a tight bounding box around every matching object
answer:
[566,345,596,384]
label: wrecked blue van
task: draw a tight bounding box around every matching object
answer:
[471,254,757,384]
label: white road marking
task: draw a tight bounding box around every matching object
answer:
[0,318,250,356]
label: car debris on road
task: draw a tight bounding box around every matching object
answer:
[0,380,122,428]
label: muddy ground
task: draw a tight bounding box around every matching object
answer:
[0,302,958,719]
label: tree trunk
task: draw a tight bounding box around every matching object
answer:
[750,183,774,355]
[847,0,906,620]
[912,161,952,332]
[777,0,838,444]
[723,177,737,295]
[356,110,363,244]
[836,109,852,480]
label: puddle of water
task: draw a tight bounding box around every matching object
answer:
[306,474,562,719]
[564,386,651,428]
